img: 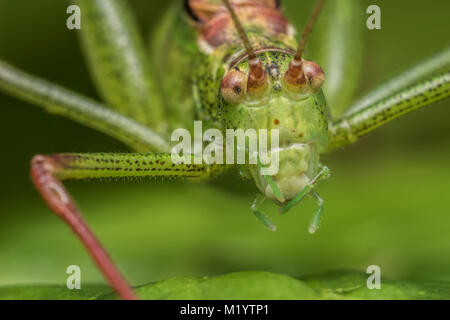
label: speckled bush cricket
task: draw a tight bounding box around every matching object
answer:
[0,0,448,299]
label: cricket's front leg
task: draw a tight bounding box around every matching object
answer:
[31,153,224,300]
[326,71,450,152]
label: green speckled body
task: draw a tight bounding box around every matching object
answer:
[151,4,329,200]
[151,6,329,134]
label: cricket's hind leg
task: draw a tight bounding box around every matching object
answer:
[31,153,224,300]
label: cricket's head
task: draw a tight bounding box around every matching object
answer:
[220,52,328,203]
[220,0,328,204]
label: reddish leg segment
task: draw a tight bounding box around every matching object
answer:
[30,152,224,299]
[31,155,137,300]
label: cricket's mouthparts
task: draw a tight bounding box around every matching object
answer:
[265,173,310,203]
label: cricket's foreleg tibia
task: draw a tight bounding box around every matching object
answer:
[327,72,450,152]
[30,153,225,300]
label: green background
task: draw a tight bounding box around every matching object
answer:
[0,0,449,292]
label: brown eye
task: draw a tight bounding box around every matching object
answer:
[221,70,247,104]
[302,61,324,92]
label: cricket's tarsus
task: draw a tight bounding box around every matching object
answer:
[251,194,277,232]
[308,191,325,234]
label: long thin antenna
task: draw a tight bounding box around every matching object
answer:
[222,0,256,59]
[294,0,326,60]
[222,0,268,99]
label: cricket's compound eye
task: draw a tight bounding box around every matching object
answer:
[302,61,324,92]
[221,70,247,104]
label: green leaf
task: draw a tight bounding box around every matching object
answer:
[0,284,108,300]
[102,271,320,300]
[305,270,450,300]
[2,270,450,300]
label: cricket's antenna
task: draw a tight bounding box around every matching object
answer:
[284,0,326,95]
[222,0,256,59]
[294,0,326,60]
[221,0,269,100]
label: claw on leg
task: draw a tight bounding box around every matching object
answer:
[308,191,324,234]
[30,155,137,300]
[251,194,277,232]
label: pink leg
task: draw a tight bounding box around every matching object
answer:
[31,155,137,300]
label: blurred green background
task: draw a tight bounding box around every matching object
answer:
[0,0,449,289]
